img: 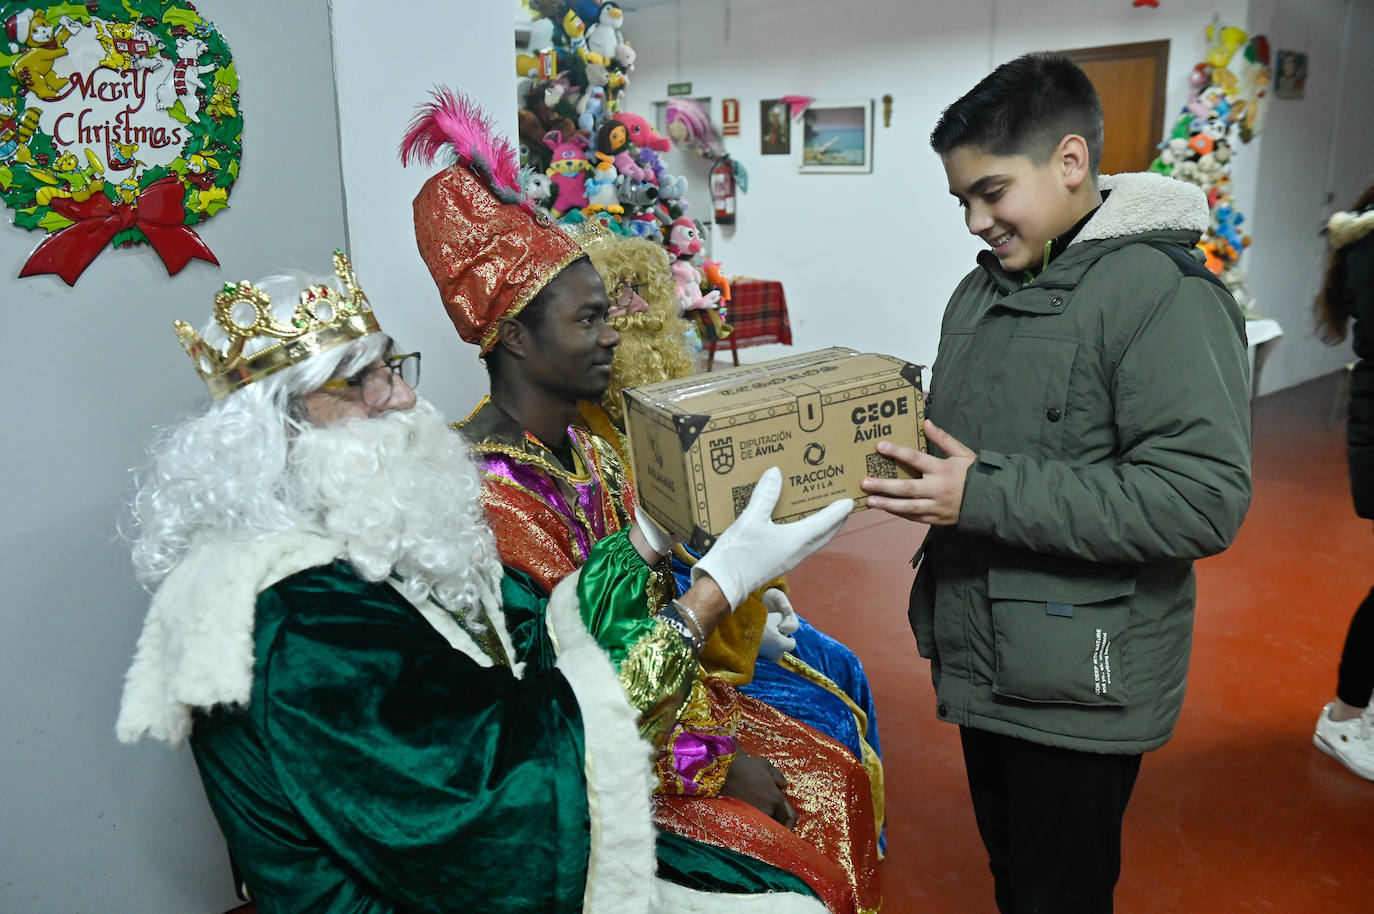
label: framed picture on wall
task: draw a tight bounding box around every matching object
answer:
[796,99,873,173]
[760,98,791,155]
[1275,50,1307,100]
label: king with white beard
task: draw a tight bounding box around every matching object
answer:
[116,253,850,913]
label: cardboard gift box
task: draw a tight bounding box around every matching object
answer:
[622,347,927,551]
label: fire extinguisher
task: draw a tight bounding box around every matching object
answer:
[710,156,736,225]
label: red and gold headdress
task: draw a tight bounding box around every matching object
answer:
[402,88,581,356]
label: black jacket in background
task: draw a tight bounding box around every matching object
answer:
[1339,225,1373,518]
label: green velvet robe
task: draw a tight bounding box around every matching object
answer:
[189,529,816,912]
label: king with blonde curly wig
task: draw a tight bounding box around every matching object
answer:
[580,231,700,436]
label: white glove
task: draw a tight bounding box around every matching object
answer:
[758,588,800,660]
[692,467,851,609]
[633,504,675,557]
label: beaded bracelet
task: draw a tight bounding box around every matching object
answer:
[671,599,707,646]
[658,603,704,653]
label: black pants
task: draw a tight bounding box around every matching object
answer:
[960,727,1142,914]
[1337,585,1374,708]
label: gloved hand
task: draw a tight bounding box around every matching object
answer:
[757,588,800,660]
[692,467,851,610]
[633,503,676,558]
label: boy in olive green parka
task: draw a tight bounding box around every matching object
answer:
[861,54,1251,913]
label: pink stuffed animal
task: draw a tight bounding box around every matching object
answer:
[611,111,671,152]
[663,219,720,311]
[670,259,721,312]
[613,149,649,182]
[544,129,591,215]
[664,216,703,257]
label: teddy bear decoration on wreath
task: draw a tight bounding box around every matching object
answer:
[0,0,240,285]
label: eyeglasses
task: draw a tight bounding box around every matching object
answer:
[610,279,649,317]
[321,352,421,407]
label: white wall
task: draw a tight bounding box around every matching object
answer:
[626,0,1003,372]
[329,0,518,423]
[1243,0,1372,392]
[0,3,349,912]
[1321,0,1374,216]
[623,0,1363,394]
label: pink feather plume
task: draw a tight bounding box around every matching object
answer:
[400,87,535,213]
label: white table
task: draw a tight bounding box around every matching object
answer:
[1245,318,1283,399]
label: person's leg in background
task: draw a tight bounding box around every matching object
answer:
[1336,586,1374,712]
[1315,585,1374,780]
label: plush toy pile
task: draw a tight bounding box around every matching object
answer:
[1148,20,1271,311]
[517,0,730,342]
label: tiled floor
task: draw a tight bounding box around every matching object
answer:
[788,371,1374,912]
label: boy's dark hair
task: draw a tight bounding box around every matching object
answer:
[930,53,1104,175]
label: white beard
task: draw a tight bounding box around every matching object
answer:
[287,399,503,621]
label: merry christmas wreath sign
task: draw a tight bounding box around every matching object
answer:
[0,0,240,284]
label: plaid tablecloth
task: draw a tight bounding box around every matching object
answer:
[709,278,793,349]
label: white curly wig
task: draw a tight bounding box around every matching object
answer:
[127,271,502,617]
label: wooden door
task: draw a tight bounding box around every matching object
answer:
[1060,40,1170,175]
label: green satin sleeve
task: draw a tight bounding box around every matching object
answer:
[500,528,666,667]
[575,527,671,664]
[192,561,593,912]
[499,530,694,747]
[576,530,696,746]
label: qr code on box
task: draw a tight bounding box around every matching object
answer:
[732,482,756,516]
[866,453,899,479]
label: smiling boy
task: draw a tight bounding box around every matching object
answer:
[861,53,1253,911]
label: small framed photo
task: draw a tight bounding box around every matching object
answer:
[1275,50,1307,100]
[796,99,873,173]
[760,98,791,155]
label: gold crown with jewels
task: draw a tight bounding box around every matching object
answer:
[174,251,380,400]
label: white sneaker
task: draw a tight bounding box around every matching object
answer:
[1313,702,1374,781]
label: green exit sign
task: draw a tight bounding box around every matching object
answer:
[667,82,693,97]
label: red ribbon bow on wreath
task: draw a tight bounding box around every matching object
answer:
[19,176,219,285]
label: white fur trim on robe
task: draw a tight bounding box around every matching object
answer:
[116,533,343,747]
[545,573,661,914]
[656,882,831,914]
